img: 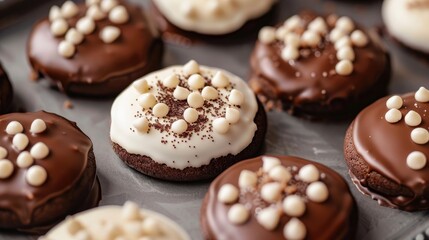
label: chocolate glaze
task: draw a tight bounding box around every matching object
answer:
[201,155,356,240]
[352,93,429,210]
[0,63,13,114]
[250,11,391,119]
[27,1,163,97]
[0,111,95,227]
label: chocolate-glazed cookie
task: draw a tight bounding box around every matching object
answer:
[201,155,357,240]
[250,12,391,120]
[27,0,163,97]
[0,111,100,233]
[344,88,429,211]
[0,63,13,114]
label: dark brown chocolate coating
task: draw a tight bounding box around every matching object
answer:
[27,2,163,97]
[0,63,13,114]
[0,111,98,230]
[112,99,267,182]
[201,155,357,240]
[250,11,391,120]
[344,93,429,211]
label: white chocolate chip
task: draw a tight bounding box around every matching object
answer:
[152,103,169,118]
[133,79,149,93]
[407,151,427,170]
[17,152,33,168]
[308,17,327,34]
[49,6,62,21]
[256,208,280,230]
[30,142,50,159]
[211,71,230,88]
[141,217,160,236]
[336,46,355,61]
[65,28,84,45]
[183,108,199,123]
[58,41,76,58]
[171,120,188,134]
[6,121,23,134]
[76,17,96,35]
[385,108,402,123]
[163,74,180,89]
[138,93,157,109]
[188,74,205,90]
[61,1,79,19]
[411,128,429,145]
[87,5,106,21]
[298,164,319,183]
[51,18,69,36]
[86,0,100,6]
[329,28,346,42]
[262,156,281,172]
[258,27,276,44]
[99,26,121,43]
[269,165,291,183]
[183,60,200,76]
[228,89,244,106]
[335,16,355,34]
[260,182,282,203]
[351,30,368,47]
[335,60,353,76]
[335,36,352,50]
[283,195,306,217]
[212,118,230,134]
[405,110,422,127]
[225,107,240,124]
[201,86,218,100]
[187,92,204,108]
[0,147,7,159]
[30,119,47,134]
[218,184,239,204]
[275,26,288,41]
[284,32,300,48]
[386,95,403,109]
[13,133,29,151]
[0,159,13,179]
[283,218,307,240]
[301,30,321,47]
[238,170,257,188]
[415,87,429,103]
[101,0,118,12]
[133,118,149,133]
[281,46,299,61]
[173,86,191,100]
[121,201,141,221]
[284,15,302,31]
[306,181,329,202]
[109,5,129,24]
[227,204,249,224]
[26,165,48,186]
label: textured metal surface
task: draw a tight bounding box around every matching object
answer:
[0,0,428,239]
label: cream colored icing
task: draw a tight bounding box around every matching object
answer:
[152,0,275,35]
[382,0,429,53]
[110,64,258,170]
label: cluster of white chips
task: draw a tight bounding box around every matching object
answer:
[384,87,429,170]
[132,60,244,135]
[258,14,369,76]
[0,119,50,186]
[217,156,329,240]
[49,0,129,58]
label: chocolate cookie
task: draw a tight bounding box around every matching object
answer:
[250,12,391,120]
[27,0,163,97]
[344,87,429,211]
[41,201,190,240]
[150,0,276,45]
[110,60,267,181]
[0,63,13,114]
[201,155,357,240]
[0,111,100,233]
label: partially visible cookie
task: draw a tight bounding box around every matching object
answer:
[0,62,13,114]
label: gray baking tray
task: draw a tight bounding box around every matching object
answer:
[0,0,428,239]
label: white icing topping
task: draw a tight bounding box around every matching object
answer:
[110,65,258,170]
[153,0,275,35]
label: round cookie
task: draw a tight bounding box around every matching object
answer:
[28,0,163,97]
[250,12,391,120]
[0,62,13,114]
[151,0,277,44]
[110,60,267,181]
[382,0,429,58]
[0,111,100,232]
[344,87,429,211]
[201,155,357,240]
[41,201,190,240]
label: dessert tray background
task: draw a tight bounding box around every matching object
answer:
[0,0,428,239]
